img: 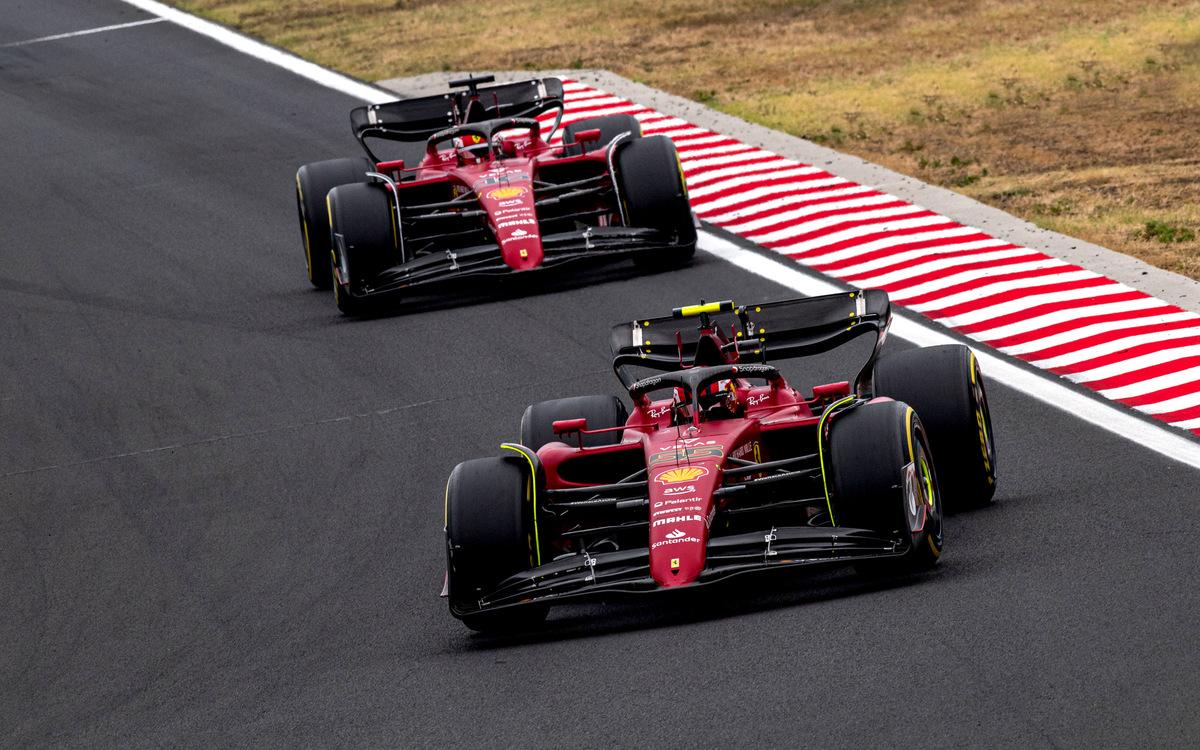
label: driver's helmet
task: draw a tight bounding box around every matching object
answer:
[698,379,741,418]
[453,134,490,162]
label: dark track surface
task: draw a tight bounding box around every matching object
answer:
[2,3,1198,747]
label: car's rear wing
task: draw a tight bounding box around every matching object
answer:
[350,77,565,161]
[609,290,892,393]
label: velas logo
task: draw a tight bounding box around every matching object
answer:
[649,445,723,465]
[654,466,709,484]
[486,186,527,201]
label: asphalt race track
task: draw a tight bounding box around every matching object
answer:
[2,2,1198,747]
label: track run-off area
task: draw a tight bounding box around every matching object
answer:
[2,0,1198,746]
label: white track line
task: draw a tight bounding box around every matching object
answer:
[699,233,1200,470]
[118,0,389,103]
[117,0,1200,471]
[0,18,164,48]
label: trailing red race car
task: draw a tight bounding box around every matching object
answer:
[444,291,998,631]
[294,75,696,314]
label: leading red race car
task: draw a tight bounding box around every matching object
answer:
[443,291,998,631]
[294,75,696,314]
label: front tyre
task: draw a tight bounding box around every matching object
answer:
[445,456,548,632]
[615,135,696,270]
[295,157,372,289]
[873,345,997,510]
[829,400,943,573]
[327,182,397,316]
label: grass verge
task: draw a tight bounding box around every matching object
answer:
[173,0,1200,279]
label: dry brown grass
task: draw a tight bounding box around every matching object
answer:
[175,0,1200,278]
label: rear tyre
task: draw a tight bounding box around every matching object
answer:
[873,345,997,510]
[562,114,642,155]
[327,182,397,316]
[616,135,696,269]
[519,395,629,451]
[295,157,372,289]
[445,456,548,632]
[828,400,943,573]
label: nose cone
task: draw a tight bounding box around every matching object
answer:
[479,180,544,270]
[647,464,717,587]
[499,233,544,270]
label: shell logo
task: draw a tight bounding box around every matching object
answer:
[654,466,709,484]
[486,186,527,201]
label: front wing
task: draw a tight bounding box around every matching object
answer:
[449,525,912,618]
[341,226,688,300]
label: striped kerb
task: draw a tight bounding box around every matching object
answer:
[535,79,1200,437]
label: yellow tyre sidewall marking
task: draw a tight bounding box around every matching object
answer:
[500,445,542,566]
[907,406,942,558]
[296,173,314,281]
[970,353,995,481]
[817,396,857,527]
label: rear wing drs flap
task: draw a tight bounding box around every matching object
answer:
[609,290,892,393]
[350,77,565,161]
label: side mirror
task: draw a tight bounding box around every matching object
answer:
[573,128,602,145]
[552,418,588,435]
[812,381,851,401]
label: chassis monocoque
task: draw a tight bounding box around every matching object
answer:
[294,75,696,314]
[444,290,998,631]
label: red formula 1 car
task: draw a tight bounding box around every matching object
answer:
[444,291,998,631]
[293,75,695,314]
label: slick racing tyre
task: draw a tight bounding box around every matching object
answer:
[562,113,642,156]
[445,456,548,632]
[519,395,629,450]
[326,182,397,316]
[295,157,372,289]
[616,135,697,269]
[874,345,997,510]
[828,400,943,573]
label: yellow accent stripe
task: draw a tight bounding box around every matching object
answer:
[678,302,724,317]
[905,406,915,462]
[388,192,398,249]
[500,444,542,566]
[675,151,688,199]
[817,395,857,527]
[913,420,941,558]
[969,351,977,384]
[296,173,314,279]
